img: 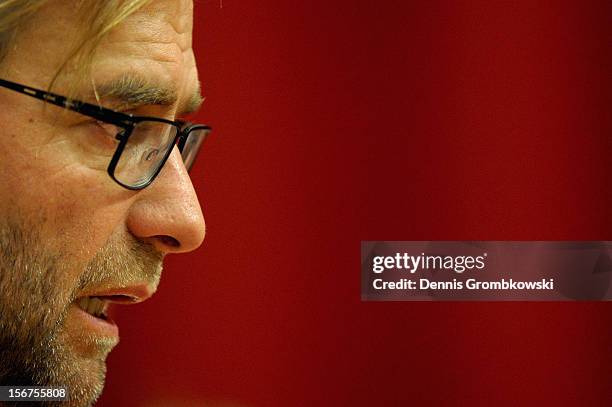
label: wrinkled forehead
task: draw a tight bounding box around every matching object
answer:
[91,0,198,110]
[101,0,195,54]
[4,0,198,108]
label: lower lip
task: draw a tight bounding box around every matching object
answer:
[70,303,119,338]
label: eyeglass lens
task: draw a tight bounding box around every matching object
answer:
[113,120,178,188]
[181,128,210,171]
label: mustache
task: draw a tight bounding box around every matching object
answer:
[74,236,164,297]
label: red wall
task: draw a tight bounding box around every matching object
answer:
[99,1,611,406]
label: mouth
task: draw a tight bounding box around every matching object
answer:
[71,294,142,340]
[70,287,155,340]
[76,296,110,320]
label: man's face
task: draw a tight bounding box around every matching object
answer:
[0,0,205,405]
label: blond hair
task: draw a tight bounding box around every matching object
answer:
[0,0,152,93]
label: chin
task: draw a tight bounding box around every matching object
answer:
[58,356,108,407]
[50,329,116,407]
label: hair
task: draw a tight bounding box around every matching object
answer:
[0,0,152,94]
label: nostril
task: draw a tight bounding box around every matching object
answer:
[158,235,180,248]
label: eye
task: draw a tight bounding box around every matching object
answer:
[90,120,123,150]
[94,120,121,137]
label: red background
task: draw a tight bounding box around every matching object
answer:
[99,1,611,406]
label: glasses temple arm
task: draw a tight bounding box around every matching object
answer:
[0,78,133,127]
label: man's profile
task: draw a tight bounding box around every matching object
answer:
[0,0,207,405]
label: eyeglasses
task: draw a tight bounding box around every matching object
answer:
[0,78,211,190]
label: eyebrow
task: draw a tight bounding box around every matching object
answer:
[93,73,203,115]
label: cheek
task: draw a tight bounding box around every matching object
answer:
[2,154,133,270]
[0,113,131,257]
[45,171,134,265]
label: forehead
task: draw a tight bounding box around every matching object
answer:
[90,0,198,104]
[98,0,194,62]
[6,0,198,108]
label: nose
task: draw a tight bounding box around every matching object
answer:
[126,147,206,254]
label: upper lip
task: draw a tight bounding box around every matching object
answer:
[76,284,157,304]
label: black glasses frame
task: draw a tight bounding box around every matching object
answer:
[0,78,211,190]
